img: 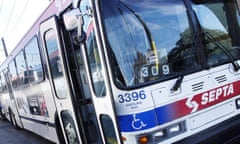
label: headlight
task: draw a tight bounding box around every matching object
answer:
[235,98,240,109]
[137,121,186,143]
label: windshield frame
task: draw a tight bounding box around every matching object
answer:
[96,0,203,89]
[94,0,240,90]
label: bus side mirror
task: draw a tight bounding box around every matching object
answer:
[63,9,86,43]
[63,9,82,31]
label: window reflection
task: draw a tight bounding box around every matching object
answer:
[45,29,68,98]
[15,51,27,85]
[0,72,7,92]
[192,0,240,67]
[100,0,198,87]
[100,115,118,144]
[9,61,18,89]
[86,26,106,96]
[25,37,44,83]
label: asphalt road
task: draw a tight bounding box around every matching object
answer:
[0,119,55,144]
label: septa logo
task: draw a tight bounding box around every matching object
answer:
[201,84,234,105]
[186,95,199,113]
[186,82,239,113]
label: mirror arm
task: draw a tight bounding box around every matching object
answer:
[77,15,83,39]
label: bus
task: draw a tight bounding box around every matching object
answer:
[1,0,240,143]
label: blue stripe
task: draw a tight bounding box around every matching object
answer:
[118,109,158,132]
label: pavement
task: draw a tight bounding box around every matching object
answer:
[0,119,54,144]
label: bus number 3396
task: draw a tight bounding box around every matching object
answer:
[118,90,146,104]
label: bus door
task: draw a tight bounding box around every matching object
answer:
[82,27,122,144]
[62,2,122,143]
[78,5,122,144]
[39,16,81,144]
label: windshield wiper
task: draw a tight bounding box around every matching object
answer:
[171,33,199,91]
[121,3,157,53]
[202,31,240,71]
[171,75,184,91]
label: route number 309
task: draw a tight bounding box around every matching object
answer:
[118,90,146,103]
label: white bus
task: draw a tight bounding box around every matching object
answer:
[1,0,240,143]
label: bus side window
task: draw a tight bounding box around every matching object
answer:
[15,51,27,86]
[9,60,18,89]
[0,72,7,92]
[86,30,106,97]
[0,73,3,92]
[25,37,44,83]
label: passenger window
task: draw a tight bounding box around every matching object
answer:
[25,37,44,83]
[45,29,68,98]
[0,73,3,92]
[15,51,27,86]
[9,60,18,89]
[86,28,106,97]
[0,72,7,92]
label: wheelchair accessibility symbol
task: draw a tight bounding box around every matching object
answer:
[131,114,147,130]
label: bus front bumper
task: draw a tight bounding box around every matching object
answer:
[173,114,240,144]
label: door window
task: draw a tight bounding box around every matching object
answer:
[100,115,117,144]
[86,28,106,97]
[44,29,68,98]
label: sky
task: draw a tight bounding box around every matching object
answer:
[0,0,50,64]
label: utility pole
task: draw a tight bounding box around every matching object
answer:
[1,38,8,57]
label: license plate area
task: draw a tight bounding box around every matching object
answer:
[189,101,234,130]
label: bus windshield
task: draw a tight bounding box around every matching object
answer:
[100,0,197,87]
[99,0,240,88]
[191,0,240,67]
